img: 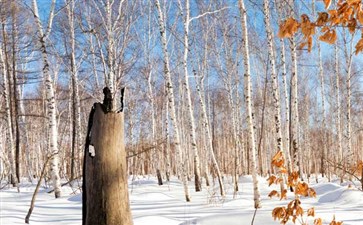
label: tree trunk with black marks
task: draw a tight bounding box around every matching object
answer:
[238,0,261,209]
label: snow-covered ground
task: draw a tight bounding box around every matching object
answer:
[1,175,362,225]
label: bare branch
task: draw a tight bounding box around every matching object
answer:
[189,6,230,23]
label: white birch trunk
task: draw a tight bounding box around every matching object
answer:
[238,0,261,208]
[288,0,302,179]
[165,90,171,181]
[0,44,17,187]
[335,44,343,162]
[343,31,353,165]
[318,42,328,177]
[66,0,82,181]
[32,0,61,198]
[181,0,201,191]
[346,56,353,164]
[263,0,286,191]
[105,0,115,103]
[276,0,293,174]
[194,73,225,196]
[155,0,190,202]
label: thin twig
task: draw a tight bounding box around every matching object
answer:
[251,207,258,225]
[47,176,82,193]
[25,154,55,224]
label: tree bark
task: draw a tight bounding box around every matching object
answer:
[335,44,343,163]
[66,0,82,182]
[263,0,286,192]
[287,0,302,179]
[155,0,190,202]
[181,0,201,192]
[83,104,132,225]
[238,0,261,209]
[0,35,17,187]
[32,0,61,198]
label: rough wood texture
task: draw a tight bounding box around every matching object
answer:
[84,103,132,225]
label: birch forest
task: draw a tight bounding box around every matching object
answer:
[1,0,363,221]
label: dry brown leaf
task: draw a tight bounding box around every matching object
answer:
[280,189,287,200]
[308,36,313,52]
[324,0,332,9]
[357,9,363,24]
[308,188,317,198]
[267,175,277,186]
[296,205,304,216]
[347,0,361,5]
[272,151,283,162]
[272,207,286,221]
[348,18,357,34]
[354,38,363,54]
[296,182,309,196]
[279,167,288,174]
[307,207,315,217]
[319,29,337,44]
[316,12,329,26]
[268,190,280,198]
[338,3,349,16]
[328,10,341,25]
[292,215,298,224]
[278,18,300,38]
[314,218,323,225]
[301,14,315,39]
[330,215,344,225]
[271,150,285,168]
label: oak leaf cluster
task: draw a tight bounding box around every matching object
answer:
[268,151,342,225]
[278,0,363,54]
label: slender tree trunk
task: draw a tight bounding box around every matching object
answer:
[32,0,61,198]
[335,44,343,163]
[287,0,302,179]
[165,91,171,181]
[238,0,261,209]
[66,0,82,182]
[181,0,201,192]
[105,0,115,104]
[194,73,225,197]
[275,0,293,174]
[9,8,21,183]
[263,0,286,192]
[345,46,353,165]
[0,41,17,187]
[155,0,190,202]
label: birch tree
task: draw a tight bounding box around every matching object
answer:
[31,0,61,198]
[238,0,261,209]
[155,0,190,202]
[0,35,17,187]
[275,0,293,174]
[65,0,82,182]
[335,44,343,163]
[287,0,303,178]
[263,0,286,191]
[343,31,354,165]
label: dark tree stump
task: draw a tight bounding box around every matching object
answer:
[83,103,132,225]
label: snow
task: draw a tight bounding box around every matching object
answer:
[1,176,363,225]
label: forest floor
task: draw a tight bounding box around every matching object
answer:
[1,175,363,225]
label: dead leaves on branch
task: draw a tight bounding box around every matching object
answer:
[268,150,340,225]
[278,0,363,54]
[354,37,363,54]
[278,18,299,38]
[319,28,337,44]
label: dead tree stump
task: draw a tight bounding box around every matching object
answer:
[83,103,132,225]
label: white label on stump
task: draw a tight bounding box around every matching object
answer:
[89,145,95,157]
